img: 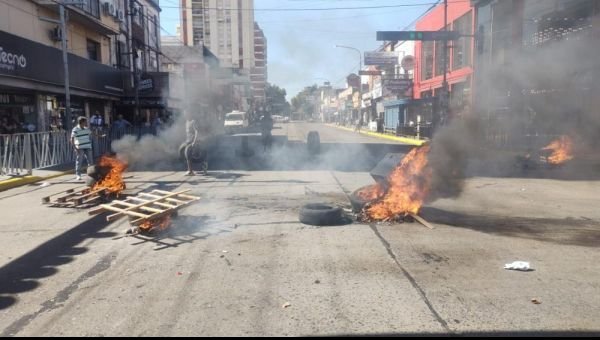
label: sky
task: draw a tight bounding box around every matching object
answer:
[159,0,440,99]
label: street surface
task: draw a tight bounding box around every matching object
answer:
[1,122,600,336]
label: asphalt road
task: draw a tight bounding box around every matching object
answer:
[1,123,600,336]
[275,121,401,144]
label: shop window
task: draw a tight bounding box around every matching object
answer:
[87,39,100,61]
[434,25,451,76]
[453,11,473,69]
[421,41,434,80]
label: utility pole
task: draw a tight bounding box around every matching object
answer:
[129,0,140,128]
[59,4,73,130]
[441,0,449,128]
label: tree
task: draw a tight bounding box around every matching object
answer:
[265,83,291,116]
[291,84,319,119]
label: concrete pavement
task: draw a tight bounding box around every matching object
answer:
[1,123,599,336]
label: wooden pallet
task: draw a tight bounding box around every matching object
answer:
[41,175,134,208]
[42,186,109,208]
[88,189,201,226]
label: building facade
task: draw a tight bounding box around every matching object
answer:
[0,0,125,132]
[181,0,254,70]
[0,0,169,132]
[250,22,267,103]
[414,1,475,117]
[472,0,600,150]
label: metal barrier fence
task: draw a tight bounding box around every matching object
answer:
[1,127,157,176]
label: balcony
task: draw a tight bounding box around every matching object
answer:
[34,0,119,35]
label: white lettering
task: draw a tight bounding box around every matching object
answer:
[0,45,27,70]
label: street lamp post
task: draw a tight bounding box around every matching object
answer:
[335,45,362,126]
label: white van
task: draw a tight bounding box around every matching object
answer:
[224,111,249,134]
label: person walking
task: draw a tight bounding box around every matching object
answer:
[71,116,94,181]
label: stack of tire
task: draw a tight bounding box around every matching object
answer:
[86,165,109,188]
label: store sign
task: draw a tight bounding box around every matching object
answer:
[364,51,399,66]
[139,77,154,92]
[0,46,27,71]
[0,31,123,96]
[384,78,413,91]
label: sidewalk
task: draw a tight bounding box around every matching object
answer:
[0,165,74,192]
[328,124,427,146]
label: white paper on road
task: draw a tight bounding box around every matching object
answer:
[504,261,531,271]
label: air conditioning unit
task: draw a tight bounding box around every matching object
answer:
[103,1,116,16]
[50,26,62,42]
[116,9,124,22]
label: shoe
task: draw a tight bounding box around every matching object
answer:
[75,175,82,181]
[184,171,195,176]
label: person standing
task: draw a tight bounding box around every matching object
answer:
[71,116,94,181]
[179,111,199,176]
[260,113,274,151]
[90,111,104,133]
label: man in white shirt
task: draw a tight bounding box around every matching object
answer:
[71,116,94,180]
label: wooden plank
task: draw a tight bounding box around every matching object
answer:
[152,189,199,200]
[99,190,191,222]
[408,213,434,230]
[139,193,186,205]
[107,209,150,222]
[112,200,137,207]
[138,206,165,213]
[125,196,176,208]
[129,198,199,225]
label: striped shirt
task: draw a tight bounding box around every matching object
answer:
[71,126,92,149]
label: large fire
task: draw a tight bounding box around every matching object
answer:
[364,146,432,220]
[541,135,574,165]
[92,155,127,194]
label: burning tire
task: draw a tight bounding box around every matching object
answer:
[87,165,109,180]
[299,203,345,226]
[349,184,385,212]
[85,176,97,188]
[349,188,372,212]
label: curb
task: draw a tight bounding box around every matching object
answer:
[327,124,427,146]
[0,170,73,192]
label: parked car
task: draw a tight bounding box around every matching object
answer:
[224,111,249,134]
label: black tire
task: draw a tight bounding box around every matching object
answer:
[299,203,345,226]
[307,131,320,155]
[86,165,98,178]
[85,176,97,187]
[349,187,372,213]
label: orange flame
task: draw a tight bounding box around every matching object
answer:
[365,146,432,220]
[542,136,574,165]
[139,214,172,232]
[356,183,385,201]
[92,155,127,194]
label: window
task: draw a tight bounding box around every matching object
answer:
[74,0,100,18]
[116,41,129,68]
[421,41,434,80]
[87,39,100,61]
[453,11,473,69]
[434,25,450,76]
